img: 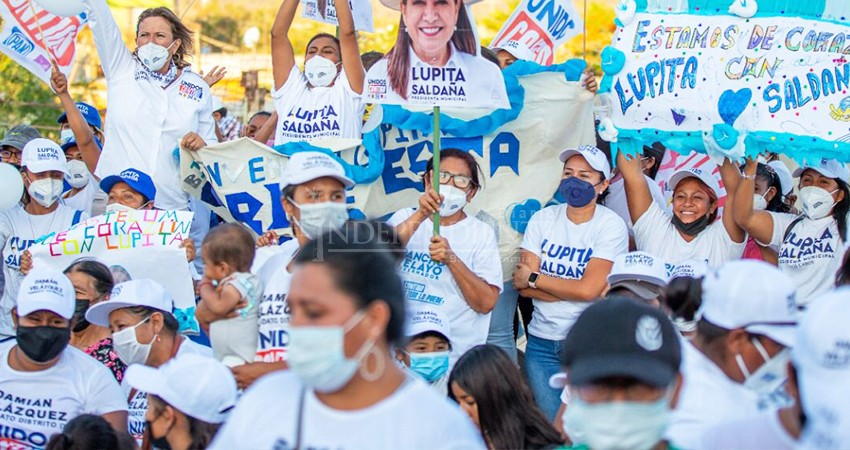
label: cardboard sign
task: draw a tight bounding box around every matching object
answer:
[301,0,374,32]
[490,0,583,65]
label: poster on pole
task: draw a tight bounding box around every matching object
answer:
[301,0,374,32]
[490,0,583,65]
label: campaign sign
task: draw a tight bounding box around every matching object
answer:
[301,0,374,32]
[490,0,583,65]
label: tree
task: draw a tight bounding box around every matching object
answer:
[0,55,61,140]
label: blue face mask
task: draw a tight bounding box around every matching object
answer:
[409,351,449,383]
[557,177,600,208]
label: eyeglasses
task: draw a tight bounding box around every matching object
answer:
[0,149,22,160]
[438,171,474,189]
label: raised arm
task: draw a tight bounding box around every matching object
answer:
[50,63,101,175]
[732,158,776,245]
[82,0,135,80]
[718,158,746,243]
[271,0,300,91]
[617,150,653,224]
[333,0,365,94]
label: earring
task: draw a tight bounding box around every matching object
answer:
[359,346,386,382]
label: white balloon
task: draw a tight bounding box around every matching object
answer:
[34,0,85,17]
[0,163,23,211]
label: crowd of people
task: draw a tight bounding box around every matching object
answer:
[0,0,849,448]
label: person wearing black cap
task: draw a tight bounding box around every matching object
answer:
[552,297,683,450]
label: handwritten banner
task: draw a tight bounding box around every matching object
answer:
[29,210,196,312]
[301,0,374,33]
[0,0,86,85]
[604,12,850,161]
[490,0,583,65]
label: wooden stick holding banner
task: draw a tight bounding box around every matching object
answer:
[26,0,56,66]
[432,105,441,237]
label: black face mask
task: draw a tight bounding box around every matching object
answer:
[671,213,711,236]
[72,299,91,333]
[16,326,70,363]
[145,420,172,450]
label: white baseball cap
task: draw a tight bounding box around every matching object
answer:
[669,259,709,280]
[792,158,850,182]
[125,353,237,424]
[767,161,793,196]
[379,0,483,10]
[559,145,612,180]
[281,151,354,191]
[16,268,75,319]
[21,138,68,175]
[491,40,534,62]
[607,251,668,287]
[698,260,797,347]
[667,166,721,197]
[405,307,452,343]
[86,279,174,327]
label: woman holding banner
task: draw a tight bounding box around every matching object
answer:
[82,0,217,211]
[269,0,365,145]
[734,158,850,307]
[365,0,509,109]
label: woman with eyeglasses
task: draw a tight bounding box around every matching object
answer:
[390,149,503,364]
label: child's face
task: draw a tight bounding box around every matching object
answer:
[399,335,450,366]
[201,245,231,282]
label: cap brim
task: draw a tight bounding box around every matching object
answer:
[558,149,579,163]
[549,372,568,389]
[27,162,68,175]
[17,301,73,320]
[283,174,355,190]
[747,324,797,348]
[668,171,717,195]
[125,364,168,396]
[99,175,123,195]
[85,300,143,327]
[792,166,841,180]
[567,353,676,387]
[607,273,666,288]
[608,280,662,300]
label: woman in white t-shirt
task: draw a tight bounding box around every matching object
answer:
[734,158,850,306]
[269,0,365,145]
[0,139,87,339]
[512,145,628,421]
[0,268,128,449]
[617,151,746,272]
[390,149,503,363]
[211,222,484,449]
[86,279,213,446]
[82,0,218,211]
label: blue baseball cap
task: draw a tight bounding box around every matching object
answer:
[57,102,102,131]
[100,168,157,203]
[61,136,103,152]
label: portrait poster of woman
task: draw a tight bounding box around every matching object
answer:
[365,0,510,109]
[302,0,374,32]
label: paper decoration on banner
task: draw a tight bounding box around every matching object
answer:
[187,61,595,280]
[0,0,87,85]
[599,0,850,163]
[301,0,374,33]
[364,3,510,109]
[490,0,583,65]
[29,210,197,326]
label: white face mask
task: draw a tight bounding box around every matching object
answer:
[65,160,90,189]
[304,55,340,88]
[111,317,156,366]
[60,129,75,144]
[752,192,768,211]
[289,198,348,239]
[439,185,468,217]
[737,338,790,397]
[799,186,838,220]
[287,312,375,393]
[137,41,175,72]
[106,202,137,214]
[27,177,64,208]
[562,392,672,450]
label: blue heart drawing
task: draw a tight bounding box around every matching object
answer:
[508,199,542,234]
[718,88,752,126]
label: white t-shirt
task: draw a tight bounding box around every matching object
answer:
[124,338,213,445]
[273,66,364,145]
[388,209,503,362]
[665,342,758,449]
[633,201,745,276]
[210,372,485,450]
[0,205,87,338]
[520,204,628,341]
[85,0,218,211]
[0,339,127,449]
[699,409,795,450]
[61,182,107,218]
[604,174,667,235]
[769,213,846,306]
[365,43,509,110]
[254,239,301,362]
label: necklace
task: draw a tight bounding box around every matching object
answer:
[25,204,58,241]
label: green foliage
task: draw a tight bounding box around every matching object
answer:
[0,55,61,140]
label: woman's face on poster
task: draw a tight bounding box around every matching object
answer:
[401,0,462,57]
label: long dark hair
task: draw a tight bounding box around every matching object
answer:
[448,345,563,449]
[741,163,790,214]
[833,179,850,243]
[642,142,666,180]
[46,414,119,450]
[385,0,477,99]
[136,8,194,68]
[148,395,220,450]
